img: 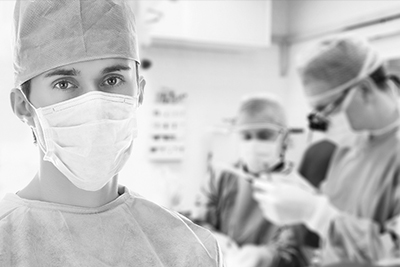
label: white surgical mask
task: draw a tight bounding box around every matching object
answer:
[325,111,364,147]
[29,91,138,191]
[239,140,280,173]
[325,88,368,147]
[326,85,400,146]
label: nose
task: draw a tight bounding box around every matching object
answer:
[76,81,103,98]
[83,81,100,94]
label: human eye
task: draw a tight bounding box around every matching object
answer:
[240,132,252,141]
[257,130,277,141]
[53,80,78,90]
[101,75,125,88]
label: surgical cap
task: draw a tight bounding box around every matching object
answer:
[235,93,287,130]
[297,35,383,104]
[13,0,140,87]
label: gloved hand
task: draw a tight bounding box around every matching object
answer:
[211,231,239,256]
[252,172,340,238]
[225,244,274,267]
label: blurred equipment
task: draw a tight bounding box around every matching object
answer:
[140,58,152,70]
[148,88,187,161]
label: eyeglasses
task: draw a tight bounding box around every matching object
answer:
[307,73,400,131]
[308,88,352,131]
[239,128,283,142]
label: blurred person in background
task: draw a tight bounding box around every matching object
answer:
[294,140,337,252]
[298,140,336,190]
[0,0,222,266]
[252,35,400,266]
[191,94,309,267]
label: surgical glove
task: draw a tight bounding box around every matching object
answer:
[212,232,239,256]
[225,244,274,267]
[252,172,340,239]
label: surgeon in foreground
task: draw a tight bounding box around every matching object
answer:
[0,1,222,266]
[252,35,400,265]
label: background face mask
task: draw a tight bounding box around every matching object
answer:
[325,88,364,147]
[325,111,359,147]
[238,140,280,173]
[30,91,138,191]
[325,85,399,146]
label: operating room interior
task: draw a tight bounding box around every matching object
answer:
[1,0,400,213]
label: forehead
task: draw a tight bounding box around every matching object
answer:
[33,58,137,82]
[236,109,279,126]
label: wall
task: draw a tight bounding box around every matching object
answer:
[147,0,271,48]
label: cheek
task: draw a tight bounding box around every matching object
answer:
[30,89,79,108]
[345,98,368,130]
[30,79,77,108]
[29,87,58,108]
[119,80,136,97]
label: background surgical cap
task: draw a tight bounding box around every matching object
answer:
[297,35,382,102]
[235,94,287,129]
[13,0,140,87]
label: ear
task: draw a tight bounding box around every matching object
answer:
[10,88,35,127]
[138,76,146,106]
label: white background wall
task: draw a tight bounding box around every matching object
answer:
[149,0,271,47]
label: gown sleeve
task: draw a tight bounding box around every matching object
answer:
[321,170,400,263]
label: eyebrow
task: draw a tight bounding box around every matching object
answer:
[102,64,131,75]
[44,68,80,77]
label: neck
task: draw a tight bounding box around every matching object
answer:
[18,149,120,208]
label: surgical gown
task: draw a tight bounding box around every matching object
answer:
[319,128,400,264]
[192,163,309,266]
[0,186,222,267]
